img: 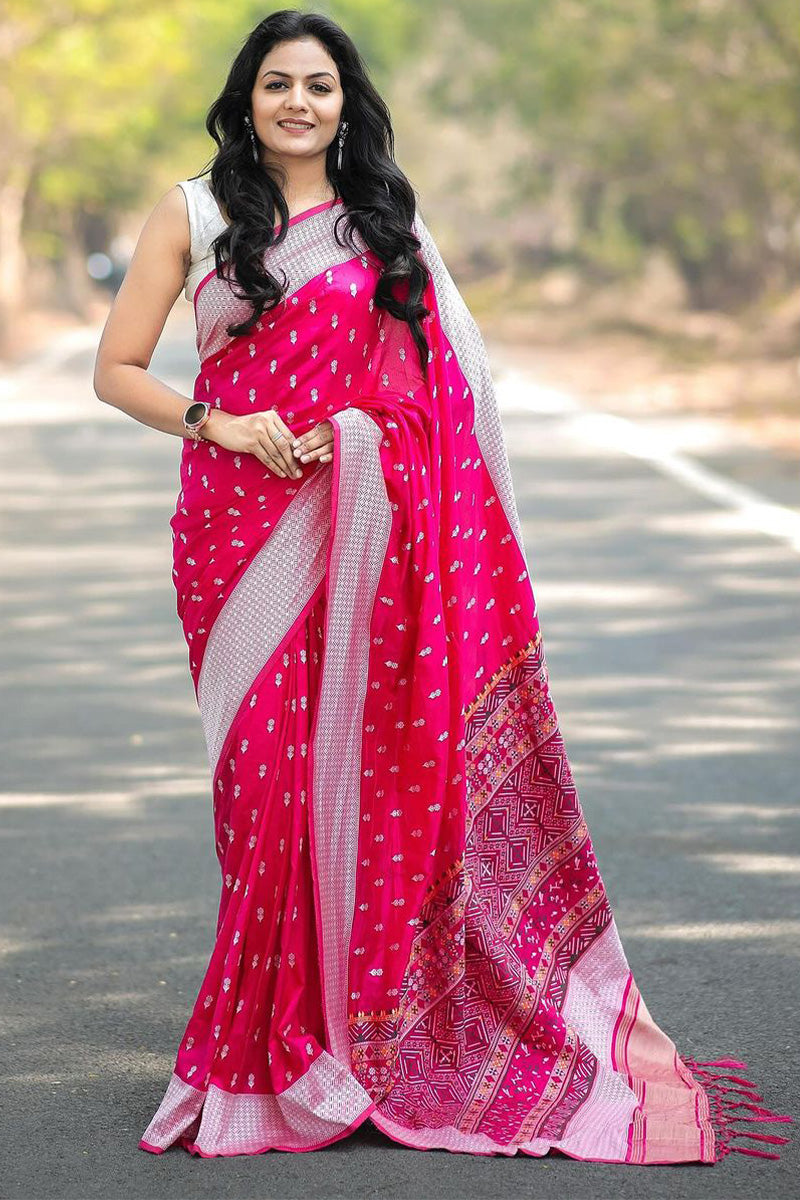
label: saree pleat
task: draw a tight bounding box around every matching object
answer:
[197,465,331,773]
[140,194,792,1161]
[307,407,393,1066]
[141,583,377,1155]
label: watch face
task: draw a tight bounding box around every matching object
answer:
[185,402,207,425]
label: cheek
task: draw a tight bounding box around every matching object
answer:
[253,91,283,118]
[319,99,344,128]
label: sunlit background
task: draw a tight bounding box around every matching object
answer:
[1,0,798,459]
[1,7,799,1194]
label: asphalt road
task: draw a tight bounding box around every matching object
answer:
[1,307,798,1199]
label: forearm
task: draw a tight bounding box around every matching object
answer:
[93,362,231,443]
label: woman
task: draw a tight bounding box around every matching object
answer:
[93,9,791,1163]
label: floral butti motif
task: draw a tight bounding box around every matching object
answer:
[139,181,793,1162]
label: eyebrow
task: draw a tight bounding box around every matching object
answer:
[260,70,336,81]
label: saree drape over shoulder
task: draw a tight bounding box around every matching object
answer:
[139,184,792,1163]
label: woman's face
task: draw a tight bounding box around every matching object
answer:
[250,38,344,168]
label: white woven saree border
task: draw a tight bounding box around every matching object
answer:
[198,206,526,567]
[140,1052,374,1155]
[370,924,639,1157]
[310,407,392,1065]
[553,918,640,1159]
[411,211,527,563]
[196,466,332,776]
[195,201,370,362]
[195,198,528,567]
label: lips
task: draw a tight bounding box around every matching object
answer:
[278,120,314,129]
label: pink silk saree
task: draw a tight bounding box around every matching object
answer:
[139,194,791,1162]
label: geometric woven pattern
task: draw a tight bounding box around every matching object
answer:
[354,633,611,1144]
[140,190,792,1164]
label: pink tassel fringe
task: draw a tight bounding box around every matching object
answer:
[682,1055,794,1164]
[690,1058,748,1068]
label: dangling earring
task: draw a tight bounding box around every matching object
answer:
[244,113,259,164]
[336,120,349,171]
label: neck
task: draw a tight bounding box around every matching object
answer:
[263,154,335,207]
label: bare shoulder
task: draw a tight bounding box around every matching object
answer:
[138,185,192,270]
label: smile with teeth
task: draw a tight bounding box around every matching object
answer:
[278,120,314,130]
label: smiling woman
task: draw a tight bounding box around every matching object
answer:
[91,5,793,1170]
[255,64,341,155]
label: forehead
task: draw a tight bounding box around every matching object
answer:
[257,38,339,81]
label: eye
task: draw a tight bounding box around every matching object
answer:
[264,81,331,93]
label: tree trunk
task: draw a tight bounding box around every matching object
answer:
[0,154,32,360]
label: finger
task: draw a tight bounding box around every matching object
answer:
[254,450,285,478]
[266,423,299,476]
[298,443,333,463]
[292,423,332,457]
[266,424,299,475]
[292,432,318,457]
[254,433,289,477]
[295,433,334,461]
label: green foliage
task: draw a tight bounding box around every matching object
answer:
[431,0,800,307]
[2,0,798,311]
[0,0,431,264]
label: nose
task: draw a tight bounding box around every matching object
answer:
[285,83,310,111]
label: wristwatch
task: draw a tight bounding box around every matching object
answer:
[182,400,212,442]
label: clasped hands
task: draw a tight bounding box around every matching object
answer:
[201,407,334,480]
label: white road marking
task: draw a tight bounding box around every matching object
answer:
[496,368,800,554]
[3,332,798,552]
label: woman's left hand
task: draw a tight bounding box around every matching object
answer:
[291,420,334,464]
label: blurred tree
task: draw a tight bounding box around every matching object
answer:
[2,0,798,356]
[436,0,800,308]
[0,0,423,353]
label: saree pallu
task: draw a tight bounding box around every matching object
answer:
[140,199,791,1161]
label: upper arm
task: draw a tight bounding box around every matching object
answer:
[93,185,191,386]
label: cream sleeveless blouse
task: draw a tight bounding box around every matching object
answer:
[175,176,360,363]
[176,176,228,305]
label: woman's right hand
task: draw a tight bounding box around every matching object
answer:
[202,408,304,479]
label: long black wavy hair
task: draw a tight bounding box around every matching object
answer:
[196,8,432,372]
